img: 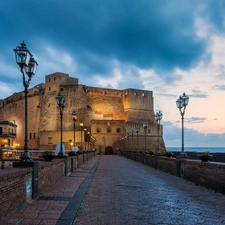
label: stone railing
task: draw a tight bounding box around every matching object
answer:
[0,151,96,222]
[121,151,225,194]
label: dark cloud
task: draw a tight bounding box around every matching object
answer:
[0,0,207,83]
[203,0,225,31]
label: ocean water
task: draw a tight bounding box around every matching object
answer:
[166,147,225,153]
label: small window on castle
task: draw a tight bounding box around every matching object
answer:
[48,137,52,144]
[60,88,64,91]
[107,128,111,133]
[49,78,51,82]
[54,77,56,81]
[96,128,101,133]
[33,133,36,139]
[87,105,92,110]
[29,133,32,139]
[49,87,51,91]
[116,128,121,133]
[148,129,151,134]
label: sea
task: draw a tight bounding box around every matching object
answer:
[166,147,225,153]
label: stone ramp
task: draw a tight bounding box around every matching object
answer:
[2,155,225,225]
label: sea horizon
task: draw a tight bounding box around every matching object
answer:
[166,146,225,153]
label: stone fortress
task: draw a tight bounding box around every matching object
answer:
[0,72,165,154]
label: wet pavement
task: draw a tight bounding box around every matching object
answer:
[2,155,225,225]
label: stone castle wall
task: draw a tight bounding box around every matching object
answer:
[0,72,165,153]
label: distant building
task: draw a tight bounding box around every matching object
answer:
[0,72,165,154]
[0,121,17,147]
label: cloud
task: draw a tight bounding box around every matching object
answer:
[0,0,207,82]
[186,117,207,124]
[190,89,208,98]
[163,121,225,147]
[214,85,225,91]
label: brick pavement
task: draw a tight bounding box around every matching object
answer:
[2,155,225,225]
[74,155,225,225]
[1,156,99,225]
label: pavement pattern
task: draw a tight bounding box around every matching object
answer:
[2,155,225,225]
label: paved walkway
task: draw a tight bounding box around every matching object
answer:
[2,155,225,225]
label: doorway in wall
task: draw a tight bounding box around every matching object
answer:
[105,146,113,155]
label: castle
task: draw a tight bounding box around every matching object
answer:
[0,72,165,154]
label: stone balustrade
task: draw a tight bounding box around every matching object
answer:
[121,151,225,194]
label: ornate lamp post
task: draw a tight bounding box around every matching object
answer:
[87,131,90,150]
[80,122,84,151]
[84,127,87,151]
[13,41,38,161]
[69,139,72,150]
[124,135,127,152]
[72,111,77,147]
[143,121,148,152]
[136,127,140,152]
[155,111,163,155]
[131,130,134,151]
[176,92,189,157]
[127,133,130,151]
[56,92,66,156]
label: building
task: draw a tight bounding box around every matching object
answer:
[0,72,165,154]
[0,121,17,147]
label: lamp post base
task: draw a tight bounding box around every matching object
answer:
[177,152,189,158]
[155,150,162,156]
[20,151,33,162]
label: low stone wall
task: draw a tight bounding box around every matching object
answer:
[0,167,32,220]
[157,157,177,176]
[0,151,96,222]
[180,159,225,194]
[38,159,65,194]
[121,152,225,194]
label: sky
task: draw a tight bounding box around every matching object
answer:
[1,0,225,148]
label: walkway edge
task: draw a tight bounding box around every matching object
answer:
[56,155,101,225]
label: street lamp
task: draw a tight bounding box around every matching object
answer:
[136,127,140,152]
[80,122,84,151]
[143,121,148,152]
[84,127,87,151]
[176,92,189,157]
[69,139,72,150]
[124,135,127,152]
[13,41,38,161]
[131,130,134,151]
[56,92,66,156]
[87,131,90,150]
[72,111,77,147]
[155,111,163,155]
[127,133,130,151]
